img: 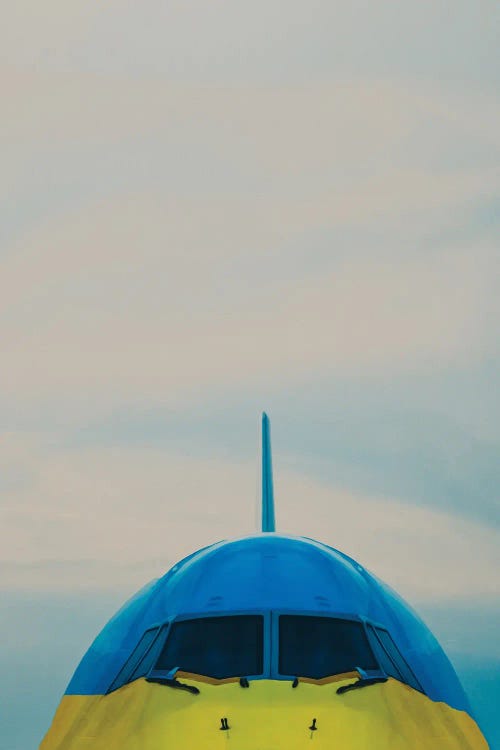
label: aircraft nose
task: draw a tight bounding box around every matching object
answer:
[40,676,489,750]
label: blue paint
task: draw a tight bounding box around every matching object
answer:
[261,412,275,532]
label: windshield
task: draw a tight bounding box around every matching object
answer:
[155,615,264,679]
[279,615,377,679]
[366,625,422,691]
[108,627,161,693]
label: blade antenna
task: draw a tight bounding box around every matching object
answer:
[261,412,276,532]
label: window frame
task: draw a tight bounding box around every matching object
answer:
[271,610,382,681]
[362,621,423,693]
[107,623,167,694]
[147,609,271,682]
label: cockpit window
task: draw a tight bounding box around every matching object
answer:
[108,626,162,693]
[366,625,422,691]
[128,626,167,682]
[279,615,377,679]
[155,615,264,679]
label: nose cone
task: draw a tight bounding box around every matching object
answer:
[42,536,486,748]
[62,534,473,714]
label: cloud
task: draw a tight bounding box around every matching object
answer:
[1,197,498,408]
[2,48,498,415]
[1,434,498,602]
[2,56,498,414]
[3,69,499,196]
[1,1,498,87]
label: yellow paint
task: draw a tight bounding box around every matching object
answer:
[40,677,489,750]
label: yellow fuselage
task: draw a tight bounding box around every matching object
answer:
[41,674,488,750]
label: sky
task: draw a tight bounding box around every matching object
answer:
[1,1,499,748]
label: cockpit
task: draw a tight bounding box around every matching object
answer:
[107,612,423,694]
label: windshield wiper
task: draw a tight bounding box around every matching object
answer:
[337,677,387,695]
[146,667,200,695]
[336,666,387,694]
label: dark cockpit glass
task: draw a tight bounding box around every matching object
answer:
[366,625,422,691]
[279,615,377,679]
[155,615,264,679]
[108,627,161,693]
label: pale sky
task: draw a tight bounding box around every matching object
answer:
[1,2,499,748]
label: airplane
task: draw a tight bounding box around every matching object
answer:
[40,413,489,749]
